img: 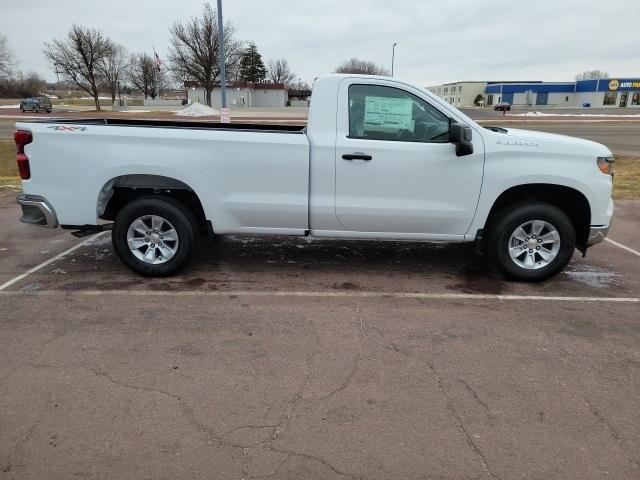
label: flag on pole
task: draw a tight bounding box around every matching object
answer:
[153,51,163,72]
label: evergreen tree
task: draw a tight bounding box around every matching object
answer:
[239,43,266,83]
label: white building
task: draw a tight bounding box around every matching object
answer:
[426,81,487,108]
[185,81,287,108]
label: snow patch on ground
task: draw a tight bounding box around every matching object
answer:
[175,102,219,117]
[0,105,19,109]
[121,109,151,113]
[511,111,640,118]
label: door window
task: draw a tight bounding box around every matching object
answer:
[348,84,450,143]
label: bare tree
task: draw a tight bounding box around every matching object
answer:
[335,58,390,76]
[267,59,296,85]
[168,3,243,107]
[43,25,113,110]
[575,70,609,81]
[0,35,15,76]
[97,43,129,102]
[0,72,46,98]
[128,53,164,99]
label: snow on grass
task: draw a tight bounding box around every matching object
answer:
[175,102,219,117]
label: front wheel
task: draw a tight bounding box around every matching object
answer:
[486,202,576,282]
[112,196,198,276]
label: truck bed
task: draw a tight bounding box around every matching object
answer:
[17,116,311,233]
[21,117,307,134]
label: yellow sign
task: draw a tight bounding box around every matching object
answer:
[608,79,619,91]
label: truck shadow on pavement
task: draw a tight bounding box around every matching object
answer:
[13,232,628,298]
[27,233,509,295]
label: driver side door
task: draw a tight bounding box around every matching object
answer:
[334,79,484,237]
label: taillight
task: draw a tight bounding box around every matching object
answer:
[14,130,33,180]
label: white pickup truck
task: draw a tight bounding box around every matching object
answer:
[14,74,614,281]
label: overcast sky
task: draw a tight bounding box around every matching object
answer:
[2,0,639,86]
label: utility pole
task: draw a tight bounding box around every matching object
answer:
[391,42,397,77]
[216,0,228,120]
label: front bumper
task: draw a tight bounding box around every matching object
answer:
[586,224,610,247]
[17,194,58,228]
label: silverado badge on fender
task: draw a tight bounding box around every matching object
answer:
[496,139,540,147]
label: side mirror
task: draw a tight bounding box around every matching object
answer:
[450,123,474,157]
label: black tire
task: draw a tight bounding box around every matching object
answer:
[112,196,198,276]
[486,202,575,282]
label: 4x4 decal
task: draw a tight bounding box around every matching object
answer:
[47,125,87,132]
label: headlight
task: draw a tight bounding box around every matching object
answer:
[597,156,615,176]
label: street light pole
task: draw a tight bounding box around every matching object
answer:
[391,42,397,77]
[216,0,227,110]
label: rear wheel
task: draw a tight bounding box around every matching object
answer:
[112,196,198,276]
[486,202,575,282]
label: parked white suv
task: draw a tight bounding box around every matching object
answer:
[14,74,614,281]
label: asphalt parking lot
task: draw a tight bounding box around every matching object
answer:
[1,188,639,479]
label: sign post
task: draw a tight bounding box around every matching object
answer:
[216,0,230,123]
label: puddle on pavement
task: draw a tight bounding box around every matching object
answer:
[563,264,621,288]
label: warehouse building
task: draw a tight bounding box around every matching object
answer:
[484,82,575,107]
[486,77,640,108]
[428,77,640,108]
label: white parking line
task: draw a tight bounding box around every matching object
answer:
[605,238,640,257]
[0,232,107,292]
[1,289,638,303]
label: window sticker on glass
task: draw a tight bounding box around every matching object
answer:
[364,96,414,131]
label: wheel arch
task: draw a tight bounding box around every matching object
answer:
[483,183,591,251]
[97,174,207,229]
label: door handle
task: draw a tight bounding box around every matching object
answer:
[342,153,372,161]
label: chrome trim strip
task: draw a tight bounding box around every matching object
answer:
[16,194,59,228]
